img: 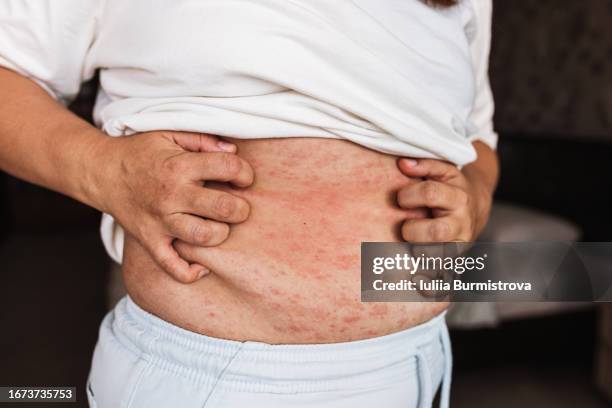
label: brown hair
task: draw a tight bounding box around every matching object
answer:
[423,0,458,7]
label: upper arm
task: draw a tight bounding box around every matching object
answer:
[0,0,98,104]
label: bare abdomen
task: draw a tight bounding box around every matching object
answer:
[123,137,448,344]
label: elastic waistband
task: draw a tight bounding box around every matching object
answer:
[108,296,449,394]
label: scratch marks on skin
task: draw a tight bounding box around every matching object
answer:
[342,315,362,324]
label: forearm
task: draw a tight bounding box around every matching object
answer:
[0,67,110,211]
[461,141,499,235]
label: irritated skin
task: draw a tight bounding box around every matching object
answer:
[124,138,448,344]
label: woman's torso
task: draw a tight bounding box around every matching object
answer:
[102,0,474,342]
[123,137,448,344]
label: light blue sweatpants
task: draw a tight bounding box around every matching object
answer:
[87,297,452,408]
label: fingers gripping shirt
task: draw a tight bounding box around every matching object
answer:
[0,0,497,263]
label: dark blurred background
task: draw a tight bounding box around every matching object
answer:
[1,0,611,407]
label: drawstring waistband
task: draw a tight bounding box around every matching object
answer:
[416,322,452,408]
[439,323,453,408]
[111,296,452,400]
[416,350,433,408]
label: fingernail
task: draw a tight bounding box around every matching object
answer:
[217,141,236,152]
[197,268,210,279]
[401,158,418,167]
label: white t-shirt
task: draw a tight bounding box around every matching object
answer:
[0,0,497,263]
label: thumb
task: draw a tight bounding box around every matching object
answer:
[152,239,209,283]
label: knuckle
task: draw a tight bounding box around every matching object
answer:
[190,223,212,244]
[429,221,451,242]
[162,156,187,175]
[220,154,242,177]
[213,194,237,219]
[422,181,439,203]
[156,184,179,212]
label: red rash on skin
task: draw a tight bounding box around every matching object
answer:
[368,303,390,318]
[342,315,361,324]
[124,138,449,344]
